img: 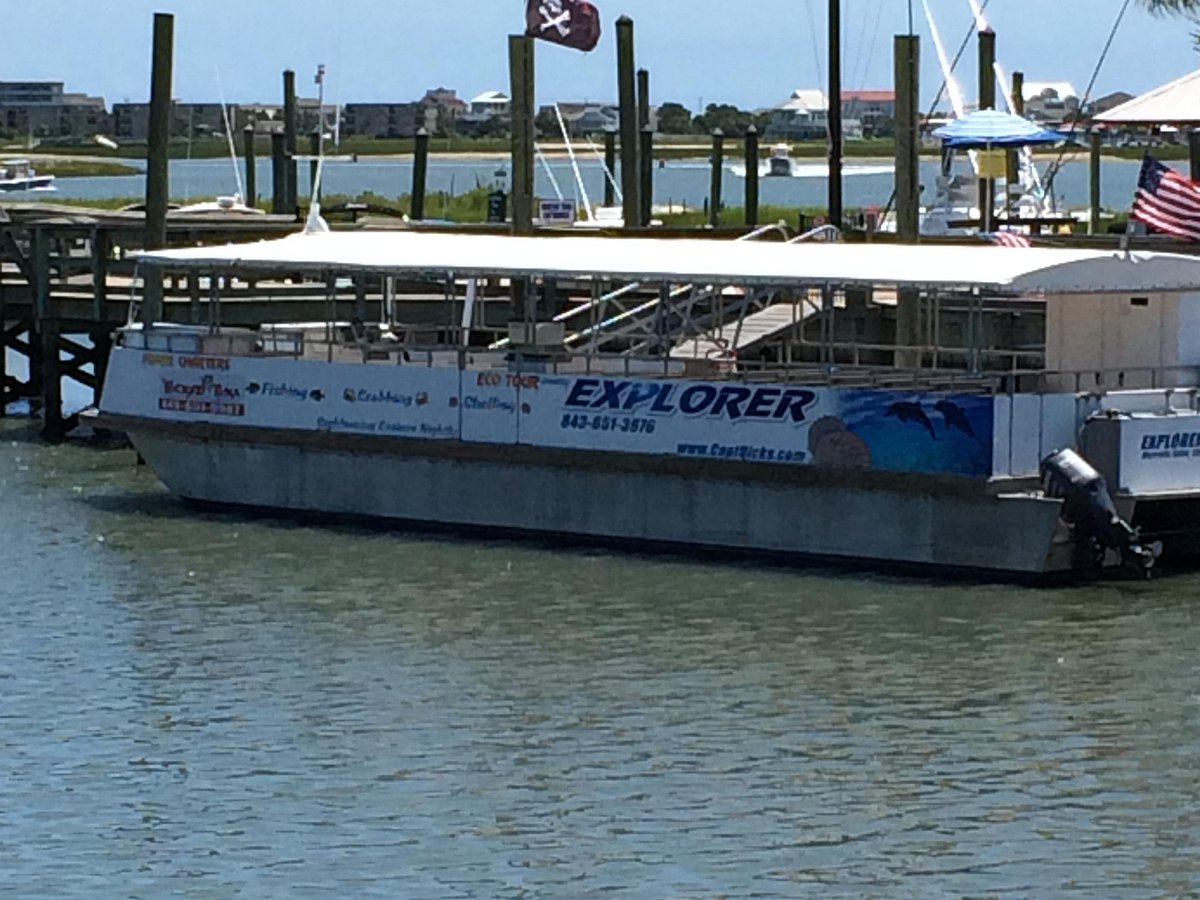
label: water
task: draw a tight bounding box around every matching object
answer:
[3,419,1200,897]
[35,154,1151,216]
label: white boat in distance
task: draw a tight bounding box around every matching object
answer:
[172,195,265,216]
[0,159,55,193]
[727,146,893,180]
[767,143,795,177]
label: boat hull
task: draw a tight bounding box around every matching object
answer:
[117,420,1067,576]
[0,176,55,192]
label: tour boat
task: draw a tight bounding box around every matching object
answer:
[93,227,1200,578]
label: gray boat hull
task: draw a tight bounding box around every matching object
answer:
[124,424,1067,575]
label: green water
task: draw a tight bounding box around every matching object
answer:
[2,419,1199,897]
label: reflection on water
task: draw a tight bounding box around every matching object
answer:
[2,420,1199,896]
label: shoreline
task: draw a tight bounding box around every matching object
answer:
[13,139,1144,169]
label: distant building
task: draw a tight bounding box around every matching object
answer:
[539,101,620,137]
[0,81,66,105]
[841,89,895,136]
[236,103,284,135]
[469,91,510,117]
[111,102,151,141]
[297,98,337,135]
[175,103,240,138]
[456,90,512,135]
[1021,81,1080,127]
[1087,91,1136,118]
[422,87,467,117]
[342,102,433,139]
[114,97,332,141]
[421,87,468,136]
[765,89,829,140]
[0,80,107,140]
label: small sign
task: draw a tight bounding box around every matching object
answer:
[487,190,508,224]
[539,198,577,224]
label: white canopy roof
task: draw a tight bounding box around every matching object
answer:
[134,230,1200,295]
[1094,69,1200,125]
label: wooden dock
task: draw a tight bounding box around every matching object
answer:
[0,205,313,438]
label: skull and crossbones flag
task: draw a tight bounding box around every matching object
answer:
[525,0,602,52]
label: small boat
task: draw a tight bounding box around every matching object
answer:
[0,159,55,193]
[766,143,795,178]
[172,195,265,216]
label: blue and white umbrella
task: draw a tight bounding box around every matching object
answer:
[932,109,1065,149]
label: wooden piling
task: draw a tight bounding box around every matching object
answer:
[1089,131,1102,235]
[283,70,298,214]
[637,68,652,227]
[827,0,843,228]
[1190,129,1200,181]
[639,126,654,227]
[977,28,996,233]
[145,12,174,252]
[744,125,760,227]
[243,125,257,207]
[637,69,651,131]
[26,319,43,410]
[39,322,63,441]
[893,34,920,241]
[604,129,617,208]
[28,228,62,440]
[412,127,430,221]
[616,17,639,229]
[894,33,921,369]
[709,128,724,228]
[508,35,535,236]
[91,228,111,405]
[1007,71,1024,213]
[271,132,287,214]
[508,35,535,322]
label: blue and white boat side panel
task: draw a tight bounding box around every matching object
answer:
[102,346,1003,479]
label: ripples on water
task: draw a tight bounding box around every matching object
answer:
[1,420,1199,897]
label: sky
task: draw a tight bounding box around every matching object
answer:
[2,1,1198,111]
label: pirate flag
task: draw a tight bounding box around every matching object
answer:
[525,0,602,52]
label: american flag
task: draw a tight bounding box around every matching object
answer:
[983,230,1033,248]
[1132,154,1200,241]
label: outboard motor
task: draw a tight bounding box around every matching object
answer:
[1040,448,1157,576]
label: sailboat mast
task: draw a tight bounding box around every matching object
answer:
[827,0,842,227]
